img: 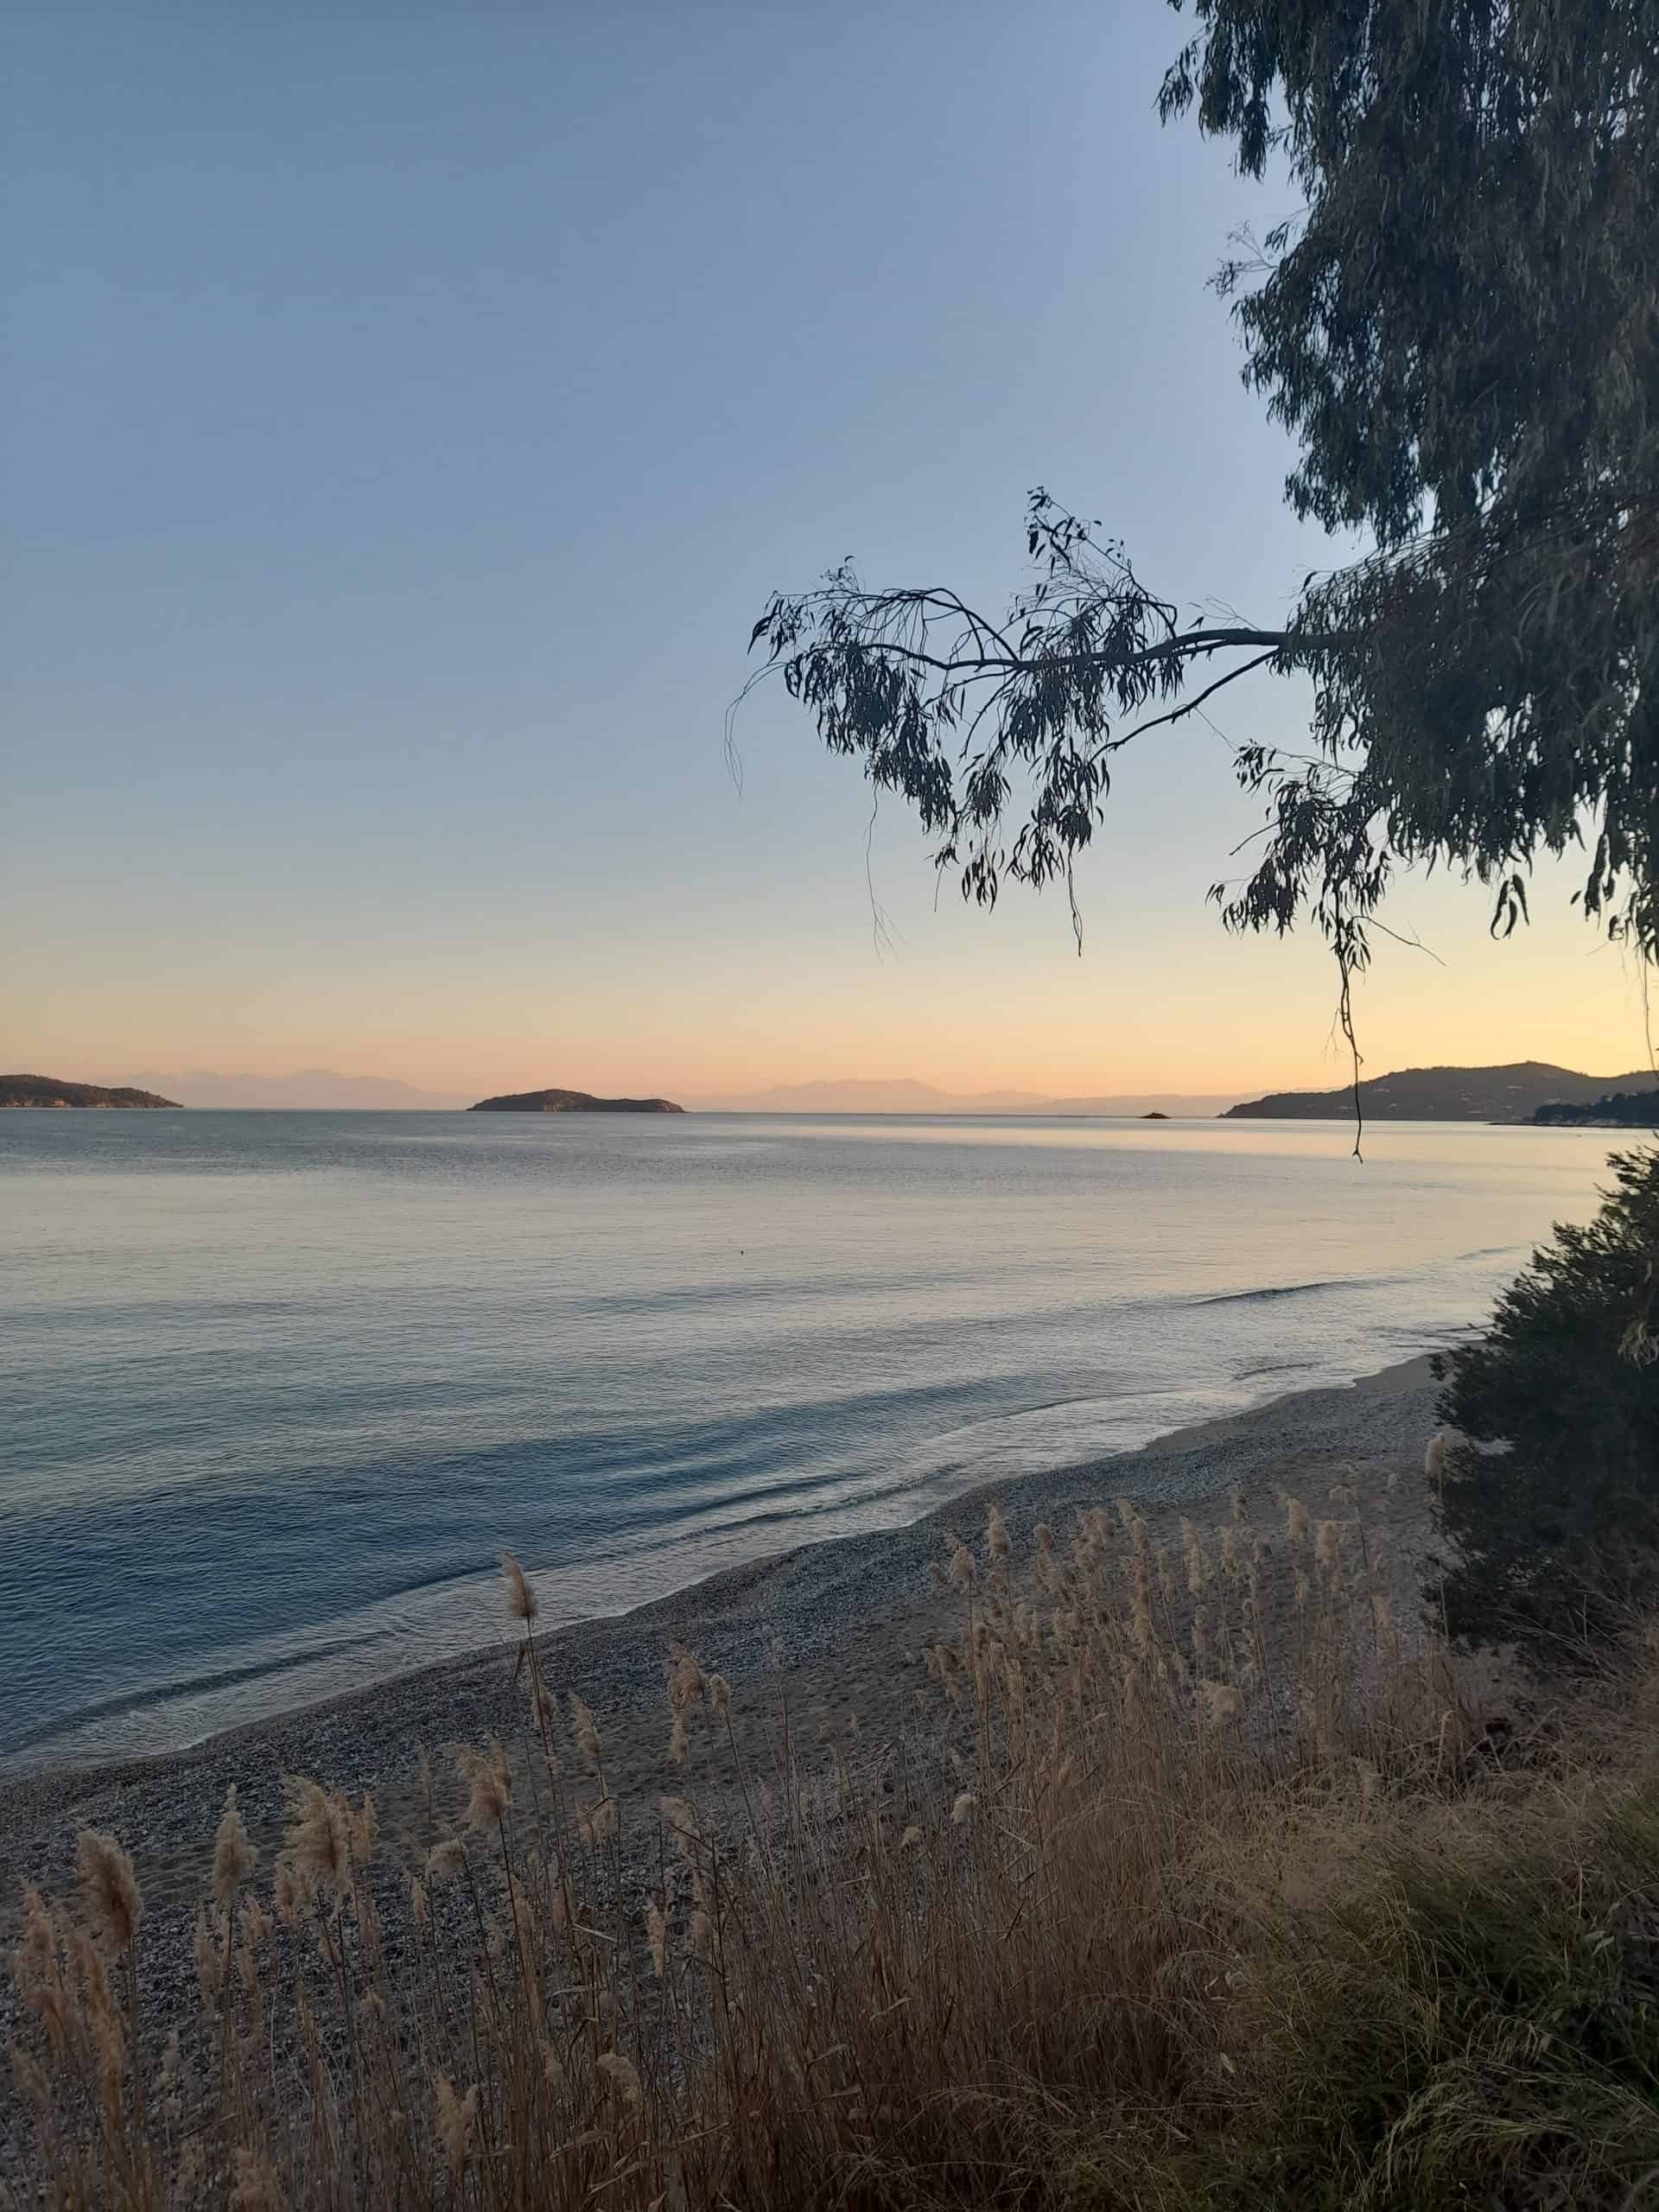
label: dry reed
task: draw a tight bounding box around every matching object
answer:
[10,1483,1659,2210]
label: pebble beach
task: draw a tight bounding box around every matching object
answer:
[0,1354,1440,1946]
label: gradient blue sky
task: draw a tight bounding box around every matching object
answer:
[7,2,1649,1099]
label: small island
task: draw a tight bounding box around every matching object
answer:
[0,1073,181,1109]
[1140,1110,1169,1120]
[468,1086,684,1114]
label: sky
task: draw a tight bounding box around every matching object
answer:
[6,1,1653,1103]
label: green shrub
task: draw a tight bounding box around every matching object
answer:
[1214,1779,1659,2211]
[1435,1146,1659,1668]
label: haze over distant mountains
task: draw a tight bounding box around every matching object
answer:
[128,1069,468,1109]
[91,1062,1653,1121]
[684,1078,1241,1116]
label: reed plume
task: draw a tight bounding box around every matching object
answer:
[569,1693,603,1770]
[76,1829,142,1954]
[667,1646,705,1713]
[597,2051,642,2109]
[434,2075,478,2179]
[212,1783,257,1905]
[283,1776,351,1896]
[459,1743,512,1834]
[499,1548,539,1622]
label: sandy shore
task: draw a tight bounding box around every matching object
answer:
[0,1352,1440,1935]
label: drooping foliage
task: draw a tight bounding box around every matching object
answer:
[745,2,1659,999]
[1435,1146,1659,1667]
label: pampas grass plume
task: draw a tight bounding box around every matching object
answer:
[660,1796,699,1856]
[348,1793,377,1867]
[271,1859,304,1926]
[15,1886,58,2002]
[427,1837,466,1880]
[435,2075,478,2178]
[499,1549,538,1622]
[598,2051,643,2108]
[231,2147,284,2212]
[667,1648,705,1714]
[212,1784,257,1906]
[458,1745,512,1834]
[569,1694,603,1771]
[283,1777,350,1895]
[76,1829,141,1954]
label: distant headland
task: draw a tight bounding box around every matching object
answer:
[1531,1089,1659,1128]
[468,1087,684,1114]
[0,1073,181,1109]
[1225,1061,1659,1125]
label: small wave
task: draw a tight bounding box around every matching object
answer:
[4,1628,391,1760]
[1192,1277,1351,1308]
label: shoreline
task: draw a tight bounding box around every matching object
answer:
[0,1350,1440,1917]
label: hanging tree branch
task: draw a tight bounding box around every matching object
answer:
[739,1,1659,1151]
[739,493,1356,931]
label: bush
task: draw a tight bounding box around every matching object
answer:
[1435,1146,1659,1668]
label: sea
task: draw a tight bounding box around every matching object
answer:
[0,1110,1628,1770]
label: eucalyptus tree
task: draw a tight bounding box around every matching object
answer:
[743,1,1659,1077]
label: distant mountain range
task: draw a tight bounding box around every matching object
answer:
[31,1060,1649,1123]
[126,1069,468,1109]
[0,1073,181,1109]
[1225,1061,1659,1123]
[684,1078,1239,1116]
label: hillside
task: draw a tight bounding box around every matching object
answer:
[0,1072,181,1109]
[1533,1089,1659,1128]
[468,1087,683,1114]
[1225,1060,1658,1123]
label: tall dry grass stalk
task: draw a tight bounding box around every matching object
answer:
[11,1488,1659,2209]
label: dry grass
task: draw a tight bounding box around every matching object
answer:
[12,1486,1659,2210]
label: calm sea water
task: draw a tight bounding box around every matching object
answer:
[0,1110,1625,1768]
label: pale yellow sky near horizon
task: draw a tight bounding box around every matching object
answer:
[16,844,1654,1103]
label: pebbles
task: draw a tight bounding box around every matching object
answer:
[0,1352,1439,2004]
